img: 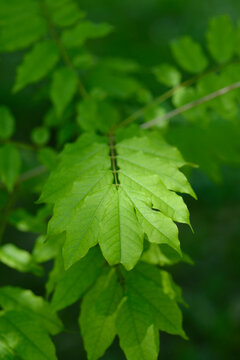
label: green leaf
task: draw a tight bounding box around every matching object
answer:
[50,68,78,117]
[171,36,208,73]
[62,21,113,48]
[0,106,15,140]
[0,334,21,360]
[99,187,144,270]
[116,286,159,360]
[80,269,123,360]
[41,132,193,270]
[77,97,119,133]
[153,63,182,87]
[0,0,46,52]
[87,67,141,99]
[0,286,63,335]
[142,243,194,266]
[0,310,57,360]
[206,15,235,63]
[33,233,65,263]
[37,147,58,170]
[14,40,60,92]
[0,144,21,191]
[51,247,104,310]
[0,244,43,276]
[125,263,187,338]
[31,127,50,146]
[46,0,86,27]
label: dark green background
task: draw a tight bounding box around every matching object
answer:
[0,0,240,359]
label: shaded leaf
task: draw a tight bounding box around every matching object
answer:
[0,310,57,360]
[0,286,63,335]
[14,40,60,92]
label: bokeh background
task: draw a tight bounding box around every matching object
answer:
[1,0,240,359]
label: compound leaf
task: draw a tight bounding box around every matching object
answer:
[41,132,193,270]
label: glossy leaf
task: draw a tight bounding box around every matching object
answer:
[0,244,43,276]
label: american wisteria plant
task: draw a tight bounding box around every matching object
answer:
[0,1,240,359]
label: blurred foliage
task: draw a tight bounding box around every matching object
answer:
[0,0,240,359]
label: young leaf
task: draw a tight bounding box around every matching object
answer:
[171,36,208,73]
[40,132,193,270]
[14,40,60,92]
[0,310,57,360]
[0,286,63,335]
[51,247,104,310]
[62,21,113,48]
[0,106,15,140]
[0,144,21,192]
[79,269,123,360]
[0,244,43,276]
[50,68,78,117]
[206,15,235,63]
[0,0,46,52]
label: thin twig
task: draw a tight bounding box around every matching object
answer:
[117,58,240,129]
[0,166,47,190]
[141,81,240,129]
[40,0,88,98]
[17,166,47,184]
